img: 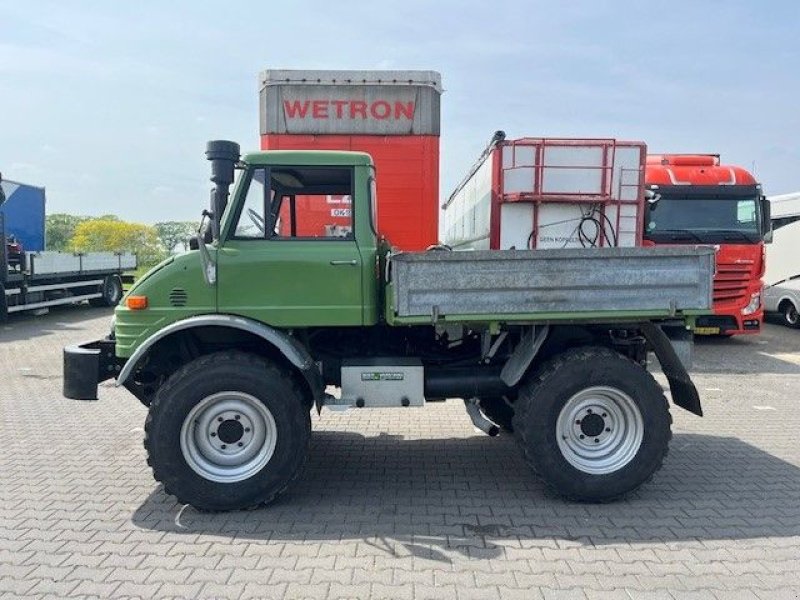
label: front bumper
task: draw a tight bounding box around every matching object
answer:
[63,338,120,400]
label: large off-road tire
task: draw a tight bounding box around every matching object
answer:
[780,300,800,328]
[89,274,123,307]
[478,396,514,433]
[512,346,671,502]
[144,351,311,511]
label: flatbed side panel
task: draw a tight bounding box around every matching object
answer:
[390,247,714,319]
[28,251,137,277]
[28,253,81,275]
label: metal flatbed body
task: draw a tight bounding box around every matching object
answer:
[386,247,715,325]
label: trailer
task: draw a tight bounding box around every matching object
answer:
[65,141,713,511]
[442,132,647,250]
[259,69,442,251]
[0,179,137,322]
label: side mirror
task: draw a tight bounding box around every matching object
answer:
[760,196,773,243]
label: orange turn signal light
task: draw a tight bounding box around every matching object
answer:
[126,295,148,310]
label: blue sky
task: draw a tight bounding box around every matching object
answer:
[1,1,798,223]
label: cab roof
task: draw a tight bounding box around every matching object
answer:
[242,150,373,167]
[646,154,757,186]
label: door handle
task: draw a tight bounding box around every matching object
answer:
[330,259,358,266]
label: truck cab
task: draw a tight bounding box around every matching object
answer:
[644,154,772,335]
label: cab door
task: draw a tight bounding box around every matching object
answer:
[216,165,363,327]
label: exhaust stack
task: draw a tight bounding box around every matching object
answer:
[205,140,240,237]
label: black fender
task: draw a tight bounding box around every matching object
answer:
[115,314,324,404]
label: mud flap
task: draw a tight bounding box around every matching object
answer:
[640,322,703,417]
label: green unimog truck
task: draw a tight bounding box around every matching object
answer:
[64,141,722,511]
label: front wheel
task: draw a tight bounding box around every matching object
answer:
[513,346,671,502]
[144,351,311,511]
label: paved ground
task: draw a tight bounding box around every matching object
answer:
[1,306,800,599]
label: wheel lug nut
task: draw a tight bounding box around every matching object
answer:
[602,413,607,417]
[238,442,243,447]
[210,432,216,437]
[579,434,585,439]
[594,438,600,443]
[221,444,227,449]
[605,428,611,432]
[575,420,581,425]
[235,415,241,420]
[218,417,223,422]
[587,409,593,414]
[245,427,250,433]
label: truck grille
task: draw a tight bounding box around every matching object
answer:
[713,263,751,305]
[169,288,188,307]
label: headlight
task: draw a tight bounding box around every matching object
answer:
[742,291,761,315]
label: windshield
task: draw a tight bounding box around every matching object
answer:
[645,195,762,243]
[219,166,248,235]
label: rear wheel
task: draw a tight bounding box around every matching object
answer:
[89,274,123,307]
[513,346,671,502]
[781,300,800,328]
[144,351,311,511]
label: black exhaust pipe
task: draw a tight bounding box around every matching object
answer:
[424,366,512,399]
[205,140,240,238]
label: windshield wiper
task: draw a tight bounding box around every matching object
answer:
[650,229,704,243]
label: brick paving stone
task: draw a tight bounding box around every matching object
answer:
[3,312,800,599]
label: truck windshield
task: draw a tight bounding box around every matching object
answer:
[646,196,761,244]
[219,166,247,233]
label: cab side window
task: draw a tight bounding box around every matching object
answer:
[233,166,354,240]
[272,167,353,239]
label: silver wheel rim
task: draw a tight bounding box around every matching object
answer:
[556,386,644,475]
[786,305,798,325]
[180,391,277,483]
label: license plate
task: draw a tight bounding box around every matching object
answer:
[694,326,720,335]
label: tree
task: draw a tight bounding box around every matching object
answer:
[154,221,196,254]
[46,214,90,251]
[70,218,167,267]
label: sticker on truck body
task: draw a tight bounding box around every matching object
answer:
[361,372,405,382]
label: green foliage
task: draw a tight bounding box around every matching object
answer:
[154,221,196,254]
[46,214,90,251]
[70,218,167,267]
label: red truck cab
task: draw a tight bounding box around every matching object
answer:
[645,154,771,335]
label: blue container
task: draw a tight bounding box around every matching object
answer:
[0,179,46,251]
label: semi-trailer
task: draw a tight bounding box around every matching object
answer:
[259,69,441,250]
[64,139,713,511]
[442,131,647,250]
[0,178,136,321]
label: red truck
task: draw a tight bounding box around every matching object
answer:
[644,154,772,335]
